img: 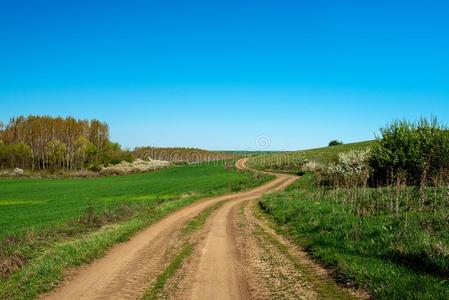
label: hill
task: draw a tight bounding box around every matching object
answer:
[248,140,376,172]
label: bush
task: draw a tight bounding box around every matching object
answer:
[328,140,343,146]
[302,160,325,173]
[0,142,31,169]
[100,142,133,165]
[301,149,371,188]
[371,118,449,186]
[328,149,372,187]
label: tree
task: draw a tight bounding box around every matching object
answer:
[0,142,31,169]
[47,140,67,170]
[0,115,128,171]
[329,140,343,147]
[74,136,93,169]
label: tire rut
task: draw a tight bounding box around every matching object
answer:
[40,159,292,300]
[166,176,368,300]
[167,173,298,300]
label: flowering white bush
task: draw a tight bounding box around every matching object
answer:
[328,149,372,186]
[100,159,170,175]
[302,160,325,173]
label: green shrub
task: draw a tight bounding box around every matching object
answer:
[328,140,343,146]
[0,143,31,169]
[328,148,372,187]
[370,118,449,186]
[100,142,133,165]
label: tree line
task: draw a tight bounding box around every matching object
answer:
[0,115,131,171]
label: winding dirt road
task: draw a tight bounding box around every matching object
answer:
[186,166,297,300]
[42,158,362,300]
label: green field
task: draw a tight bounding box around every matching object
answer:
[0,162,271,299]
[248,141,376,172]
[0,162,265,238]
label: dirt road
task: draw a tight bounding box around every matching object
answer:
[41,159,293,299]
[188,178,298,299]
[42,158,362,300]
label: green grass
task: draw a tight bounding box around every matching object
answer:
[1,197,197,300]
[143,243,195,300]
[259,176,449,299]
[248,141,376,173]
[252,210,356,300]
[0,162,272,299]
[251,138,449,298]
[0,163,267,238]
[293,141,375,163]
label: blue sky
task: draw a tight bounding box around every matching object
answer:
[1,0,448,150]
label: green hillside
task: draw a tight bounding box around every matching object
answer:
[248,140,376,172]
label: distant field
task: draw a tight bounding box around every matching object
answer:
[288,140,375,163]
[248,140,376,172]
[133,147,234,162]
[222,150,283,156]
[0,162,263,238]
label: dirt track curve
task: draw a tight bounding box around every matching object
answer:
[42,158,362,300]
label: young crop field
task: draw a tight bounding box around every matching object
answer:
[0,162,272,299]
[247,140,376,173]
[0,162,267,238]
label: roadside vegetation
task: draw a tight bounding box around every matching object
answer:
[0,162,271,299]
[258,118,449,299]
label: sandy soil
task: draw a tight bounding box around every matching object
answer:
[172,174,299,300]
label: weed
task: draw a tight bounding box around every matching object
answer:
[259,176,449,299]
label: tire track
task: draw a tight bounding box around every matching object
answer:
[176,172,298,300]
[40,159,293,300]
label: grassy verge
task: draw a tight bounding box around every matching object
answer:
[142,201,225,299]
[0,162,272,299]
[0,197,196,299]
[252,205,357,300]
[259,175,449,299]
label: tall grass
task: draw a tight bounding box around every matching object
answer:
[261,174,449,299]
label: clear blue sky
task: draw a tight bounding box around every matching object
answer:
[1,0,448,150]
